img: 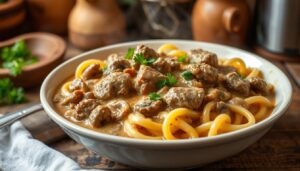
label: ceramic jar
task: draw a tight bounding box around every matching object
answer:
[0,0,26,40]
[68,0,125,50]
[26,0,75,35]
[192,0,250,47]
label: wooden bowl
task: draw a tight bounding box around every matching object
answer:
[0,32,66,88]
[0,0,26,39]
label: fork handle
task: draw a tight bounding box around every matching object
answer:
[0,104,43,129]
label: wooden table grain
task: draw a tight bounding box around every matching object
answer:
[1,43,300,170]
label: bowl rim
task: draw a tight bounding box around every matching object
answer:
[40,39,292,148]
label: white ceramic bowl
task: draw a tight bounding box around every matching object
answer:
[40,40,292,169]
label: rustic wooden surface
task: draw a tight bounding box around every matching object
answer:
[1,43,300,170]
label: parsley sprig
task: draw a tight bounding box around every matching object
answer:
[181,70,193,81]
[134,54,156,65]
[125,48,135,59]
[178,56,186,63]
[0,78,26,105]
[149,92,161,101]
[1,40,38,76]
[156,73,177,89]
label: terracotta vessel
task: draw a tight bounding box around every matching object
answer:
[0,32,66,88]
[0,0,26,39]
[26,0,75,35]
[192,0,250,47]
[68,0,125,50]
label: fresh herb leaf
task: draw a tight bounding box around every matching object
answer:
[156,79,168,89]
[156,73,177,88]
[0,0,7,4]
[166,73,177,86]
[0,78,26,105]
[237,72,246,79]
[149,92,161,101]
[102,66,107,72]
[0,40,38,76]
[134,53,156,65]
[125,48,135,59]
[178,56,186,63]
[181,70,193,81]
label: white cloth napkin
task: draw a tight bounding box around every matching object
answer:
[0,121,102,171]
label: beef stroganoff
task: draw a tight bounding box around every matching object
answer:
[53,44,275,140]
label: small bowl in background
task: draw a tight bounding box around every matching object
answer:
[0,32,66,88]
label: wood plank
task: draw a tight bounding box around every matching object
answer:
[285,62,300,89]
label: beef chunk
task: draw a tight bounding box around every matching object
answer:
[216,101,230,114]
[93,72,133,100]
[247,77,268,94]
[177,76,203,88]
[61,90,84,105]
[134,44,159,59]
[131,45,159,68]
[107,100,131,121]
[106,54,131,73]
[218,66,237,75]
[135,65,166,95]
[152,57,180,73]
[228,97,248,108]
[74,99,100,120]
[225,72,250,96]
[89,105,111,127]
[84,92,95,99]
[187,63,218,83]
[190,49,218,67]
[206,88,231,102]
[164,87,204,109]
[82,64,102,80]
[134,97,165,117]
[69,78,88,92]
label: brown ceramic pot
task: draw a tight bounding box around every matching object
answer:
[0,32,66,88]
[0,0,26,39]
[68,0,125,50]
[26,0,75,35]
[192,0,250,47]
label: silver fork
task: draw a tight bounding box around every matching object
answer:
[0,104,43,129]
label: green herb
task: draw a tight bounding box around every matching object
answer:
[178,56,186,63]
[125,48,135,59]
[166,73,177,86]
[237,72,246,79]
[156,79,168,89]
[149,92,161,101]
[134,53,156,65]
[156,73,177,89]
[181,70,193,81]
[0,78,26,105]
[0,0,7,3]
[0,40,38,76]
[102,66,107,72]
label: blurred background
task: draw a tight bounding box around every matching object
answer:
[1,0,299,56]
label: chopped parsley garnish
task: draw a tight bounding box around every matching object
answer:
[102,66,107,72]
[178,56,186,63]
[149,92,161,101]
[0,40,38,76]
[0,78,26,105]
[181,70,193,80]
[134,53,156,65]
[237,72,246,79]
[125,48,135,59]
[156,73,177,88]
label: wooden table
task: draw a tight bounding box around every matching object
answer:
[1,43,300,170]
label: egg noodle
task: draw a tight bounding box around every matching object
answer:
[60,43,274,140]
